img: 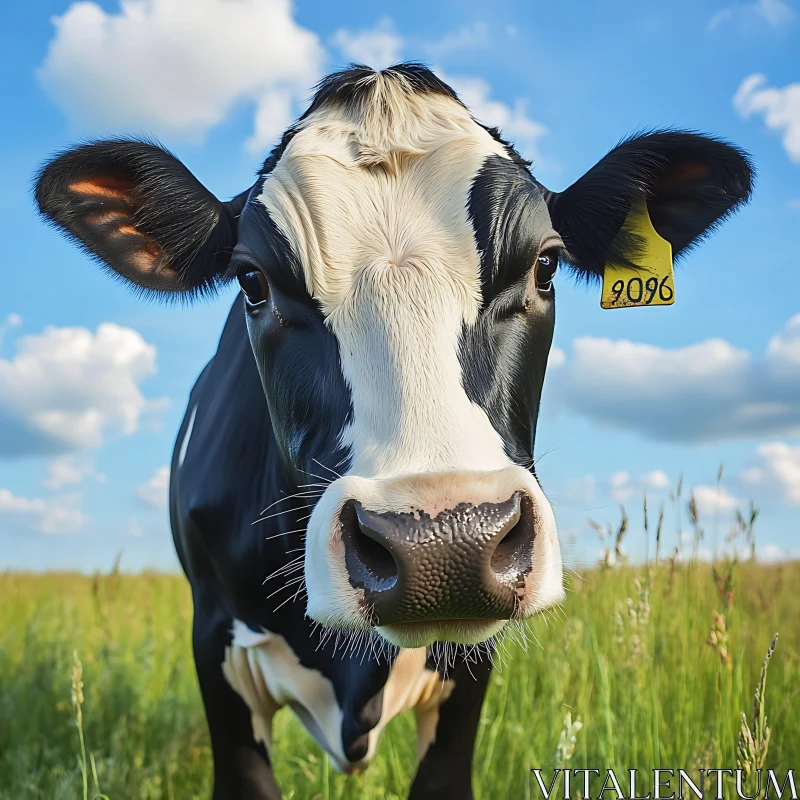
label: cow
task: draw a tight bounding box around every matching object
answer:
[35,64,752,799]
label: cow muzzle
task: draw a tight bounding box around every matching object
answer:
[303,467,563,648]
[340,492,536,642]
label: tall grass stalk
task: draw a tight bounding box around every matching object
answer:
[0,560,796,798]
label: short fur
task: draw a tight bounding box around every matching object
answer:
[34,63,754,799]
[35,139,246,298]
[544,130,754,281]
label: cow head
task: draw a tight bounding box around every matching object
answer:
[35,65,752,648]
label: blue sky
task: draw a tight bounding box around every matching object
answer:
[1,0,798,571]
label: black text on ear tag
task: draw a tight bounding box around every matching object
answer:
[601,197,675,309]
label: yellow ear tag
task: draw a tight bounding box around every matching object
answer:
[601,197,675,309]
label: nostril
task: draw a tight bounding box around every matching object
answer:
[491,493,536,577]
[352,526,397,582]
[340,502,399,592]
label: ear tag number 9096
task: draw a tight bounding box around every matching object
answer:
[601,197,675,310]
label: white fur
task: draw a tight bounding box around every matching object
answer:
[304,467,564,642]
[223,620,452,772]
[177,405,197,468]
[258,76,563,644]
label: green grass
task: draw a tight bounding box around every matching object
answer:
[1,562,798,799]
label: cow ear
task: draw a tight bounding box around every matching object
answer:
[542,131,754,281]
[35,139,243,297]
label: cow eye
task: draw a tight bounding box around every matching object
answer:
[536,250,558,292]
[237,268,269,305]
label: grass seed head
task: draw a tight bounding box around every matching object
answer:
[555,711,583,768]
[708,610,732,668]
[737,634,778,778]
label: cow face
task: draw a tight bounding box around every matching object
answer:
[35,65,752,649]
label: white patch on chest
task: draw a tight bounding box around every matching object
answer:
[222,620,453,773]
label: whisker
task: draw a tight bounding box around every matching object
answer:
[252,503,318,524]
[273,587,307,614]
[297,469,336,486]
[262,556,305,585]
[263,529,307,542]
[263,562,305,582]
[312,458,344,480]
[259,490,324,515]
[266,575,306,600]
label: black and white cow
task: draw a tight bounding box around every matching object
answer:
[35,65,752,799]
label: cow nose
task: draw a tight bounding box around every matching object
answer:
[339,492,536,626]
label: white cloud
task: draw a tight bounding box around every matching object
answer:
[734,74,800,163]
[606,469,672,503]
[695,547,715,562]
[641,469,671,490]
[0,313,21,349]
[610,470,633,502]
[424,22,489,57]
[40,5,544,160]
[0,322,166,457]
[709,9,733,28]
[42,455,106,490]
[767,313,800,370]
[331,18,403,69]
[136,465,170,510]
[548,346,566,369]
[755,0,796,23]
[709,0,795,30]
[692,484,741,517]
[37,0,324,154]
[789,199,800,210]
[547,315,800,442]
[687,540,794,563]
[439,71,547,162]
[741,441,800,504]
[330,19,490,71]
[757,542,791,562]
[0,488,89,534]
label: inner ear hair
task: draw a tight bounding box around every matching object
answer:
[35,139,237,296]
[64,172,164,276]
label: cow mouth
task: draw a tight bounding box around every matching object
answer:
[377,618,506,648]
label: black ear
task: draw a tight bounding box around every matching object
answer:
[543,131,754,281]
[35,139,245,297]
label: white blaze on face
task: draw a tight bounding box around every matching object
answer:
[261,79,511,478]
[258,74,563,638]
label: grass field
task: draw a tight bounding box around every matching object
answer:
[0,559,797,799]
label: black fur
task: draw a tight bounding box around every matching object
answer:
[544,130,755,282]
[308,62,461,116]
[468,155,557,299]
[34,64,755,800]
[481,125,532,170]
[462,154,557,467]
[35,139,243,299]
[170,306,391,795]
